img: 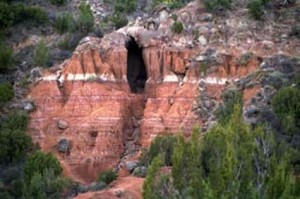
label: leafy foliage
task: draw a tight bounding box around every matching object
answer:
[0,108,66,198]
[204,0,232,11]
[143,104,300,198]
[0,82,14,103]
[272,87,300,134]
[140,135,177,167]
[54,12,77,34]
[23,151,62,182]
[152,0,191,9]
[142,156,163,199]
[0,111,31,164]
[57,32,84,51]
[20,5,48,24]
[215,89,242,123]
[97,169,118,184]
[115,0,137,13]
[50,0,66,6]
[21,169,67,199]
[1,3,48,26]
[171,20,184,34]
[1,111,28,131]
[109,12,128,29]
[33,40,49,66]
[0,44,14,73]
[0,129,32,163]
[78,2,94,33]
[247,0,264,20]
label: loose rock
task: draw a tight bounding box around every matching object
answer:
[57,120,68,130]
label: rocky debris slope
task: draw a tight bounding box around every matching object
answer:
[26,0,299,191]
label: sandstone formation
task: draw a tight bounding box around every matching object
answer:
[27,0,299,185]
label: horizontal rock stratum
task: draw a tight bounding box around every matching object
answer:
[26,1,298,185]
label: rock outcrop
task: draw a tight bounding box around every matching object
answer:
[26,0,299,184]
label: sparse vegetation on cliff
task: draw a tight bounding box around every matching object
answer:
[0,44,14,73]
[204,0,232,11]
[0,82,14,103]
[0,90,67,198]
[140,135,176,167]
[97,169,118,185]
[247,0,265,20]
[152,0,192,9]
[272,86,300,134]
[54,12,77,34]
[50,0,66,6]
[33,40,49,67]
[78,2,94,33]
[0,2,47,30]
[143,104,300,198]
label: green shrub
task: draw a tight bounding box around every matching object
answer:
[247,0,264,20]
[50,0,66,6]
[110,12,128,29]
[0,82,14,103]
[0,110,31,164]
[54,12,77,34]
[115,0,137,13]
[0,3,47,30]
[0,191,13,199]
[0,44,14,73]
[151,0,190,9]
[143,104,300,198]
[171,20,184,34]
[0,2,14,29]
[78,2,94,33]
[142,156,163,199]
[33,40,49,66]
[97,169,117,184]
[57,33,83,51]
[204,0,232,11]
[20,6,48,24]
[215,89,242,123]
[140,135,177,167]
[23,151,62,181]
[272,87,300,134]
[1,111,28,131]
[0,129,32,163]
[21,169,67,199]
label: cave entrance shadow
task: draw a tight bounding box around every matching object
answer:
[126,36,147,93]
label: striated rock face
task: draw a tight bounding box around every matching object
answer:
[27,32,262,182]
[26,0,298,184]
[27,33,203,182]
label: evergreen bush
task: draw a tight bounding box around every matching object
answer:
[50,0,66,6]
[272,87,300,134]
[78,2,94,33]
[23,151,62,182]
[247,0,264,20]
[143,104,300,198]
[171,20,184,34]
[0,44,14,73]
[33,40,49,66]
[54,12,77,34]
[0,82,14,103]
[140,135,177,167]
[0,129,32,163]
[97,169,117,184]
[110,12,128,29]
[204,0,232,11]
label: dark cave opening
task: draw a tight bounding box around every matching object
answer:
[126,36,147,93]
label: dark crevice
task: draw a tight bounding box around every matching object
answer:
[126,36,147,93]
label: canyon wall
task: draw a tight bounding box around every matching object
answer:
[27,31,262,182]
[26,1,288,183]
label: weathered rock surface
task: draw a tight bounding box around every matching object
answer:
[26,0,299,186]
